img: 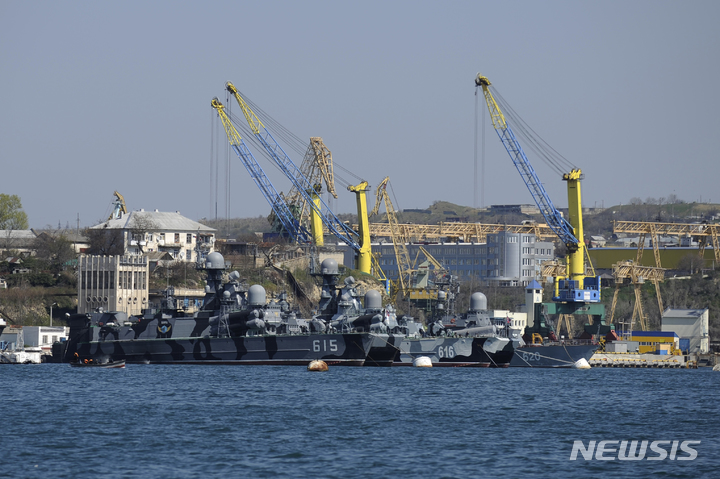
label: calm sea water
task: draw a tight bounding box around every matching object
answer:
[1,364,718,479]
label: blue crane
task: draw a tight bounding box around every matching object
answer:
[475,74,600,304]
[211,98,311,244]
[224,83,366,262]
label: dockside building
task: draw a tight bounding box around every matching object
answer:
[341,230,555,287]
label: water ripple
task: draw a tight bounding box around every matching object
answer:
[0,364,718,478]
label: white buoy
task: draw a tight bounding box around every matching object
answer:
[307,360,328,371]
[572,358,591,369]
[413,356,433,368]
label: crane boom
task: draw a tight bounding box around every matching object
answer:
[281,137,339,237]
[211,98,310,243]
[225,82,361,253]
[475,75,577,248]
[475,74,599,303]
[370,177,414,295]
[108,191,127,220]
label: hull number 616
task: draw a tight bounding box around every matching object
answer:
[437,345,455,358]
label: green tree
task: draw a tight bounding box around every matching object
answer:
[0,194,29,230]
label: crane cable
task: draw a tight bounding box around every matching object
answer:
[489,86,577,177]
[473,85,486,209]
[226,91,364,191]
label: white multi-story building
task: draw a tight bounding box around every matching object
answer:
[90,209,216,262]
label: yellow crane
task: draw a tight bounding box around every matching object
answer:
[280,137,339,245]
[610,261,666,333]
[370,176,414,297]
[413,245,449,277]
[613,220,720,267]
[347,180,374,277]
[476,72,607,340]
[108,191,127,220]
[476,73,601,304]
[360,221,556,243]
[224,82,376,274]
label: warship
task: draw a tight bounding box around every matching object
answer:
[508,281,599,368]
[509,338,597,368]
[56,254,401,366]
[392,292,516,367]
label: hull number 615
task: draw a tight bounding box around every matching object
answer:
[313,339,338,352]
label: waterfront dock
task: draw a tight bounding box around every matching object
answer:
[590,352,688,368]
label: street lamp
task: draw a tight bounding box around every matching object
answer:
[50,302,57,327]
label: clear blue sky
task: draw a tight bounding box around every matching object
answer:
[2,0,719,230]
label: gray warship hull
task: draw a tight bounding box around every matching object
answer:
[393,336,514,367]
[509,342,598,368]
[58,315,395,366]
[55,252,409,367]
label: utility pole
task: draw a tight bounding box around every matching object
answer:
[50,302,57,327]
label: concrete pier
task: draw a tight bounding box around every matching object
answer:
[590,352,687,368]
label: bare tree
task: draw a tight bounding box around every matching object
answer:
[676,253,705,275]
[128,213,157,254]
[32,231,76,273]
[84,225,125,256]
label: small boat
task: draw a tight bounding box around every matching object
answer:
[70,359,125,369]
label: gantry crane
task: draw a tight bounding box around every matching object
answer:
[613,220,720,266]
[108,191,127,220]
[610,261,666,334]
[211,98,311,244]
[476,73,606,338]
[224,82,373,274]
[361,221,557,243]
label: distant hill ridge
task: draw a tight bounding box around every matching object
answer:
[200,200,720,241]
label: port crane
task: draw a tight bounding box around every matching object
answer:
[475,74,600,304]
[476,73,606,338]
[225,82,373,274]
[211,98,311,244]
[362,221,556,243]
[610,260,666,334]
[108,191,127,220]
[613,220,720,267]
[278,137,338,245]
[370,176,414,298]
